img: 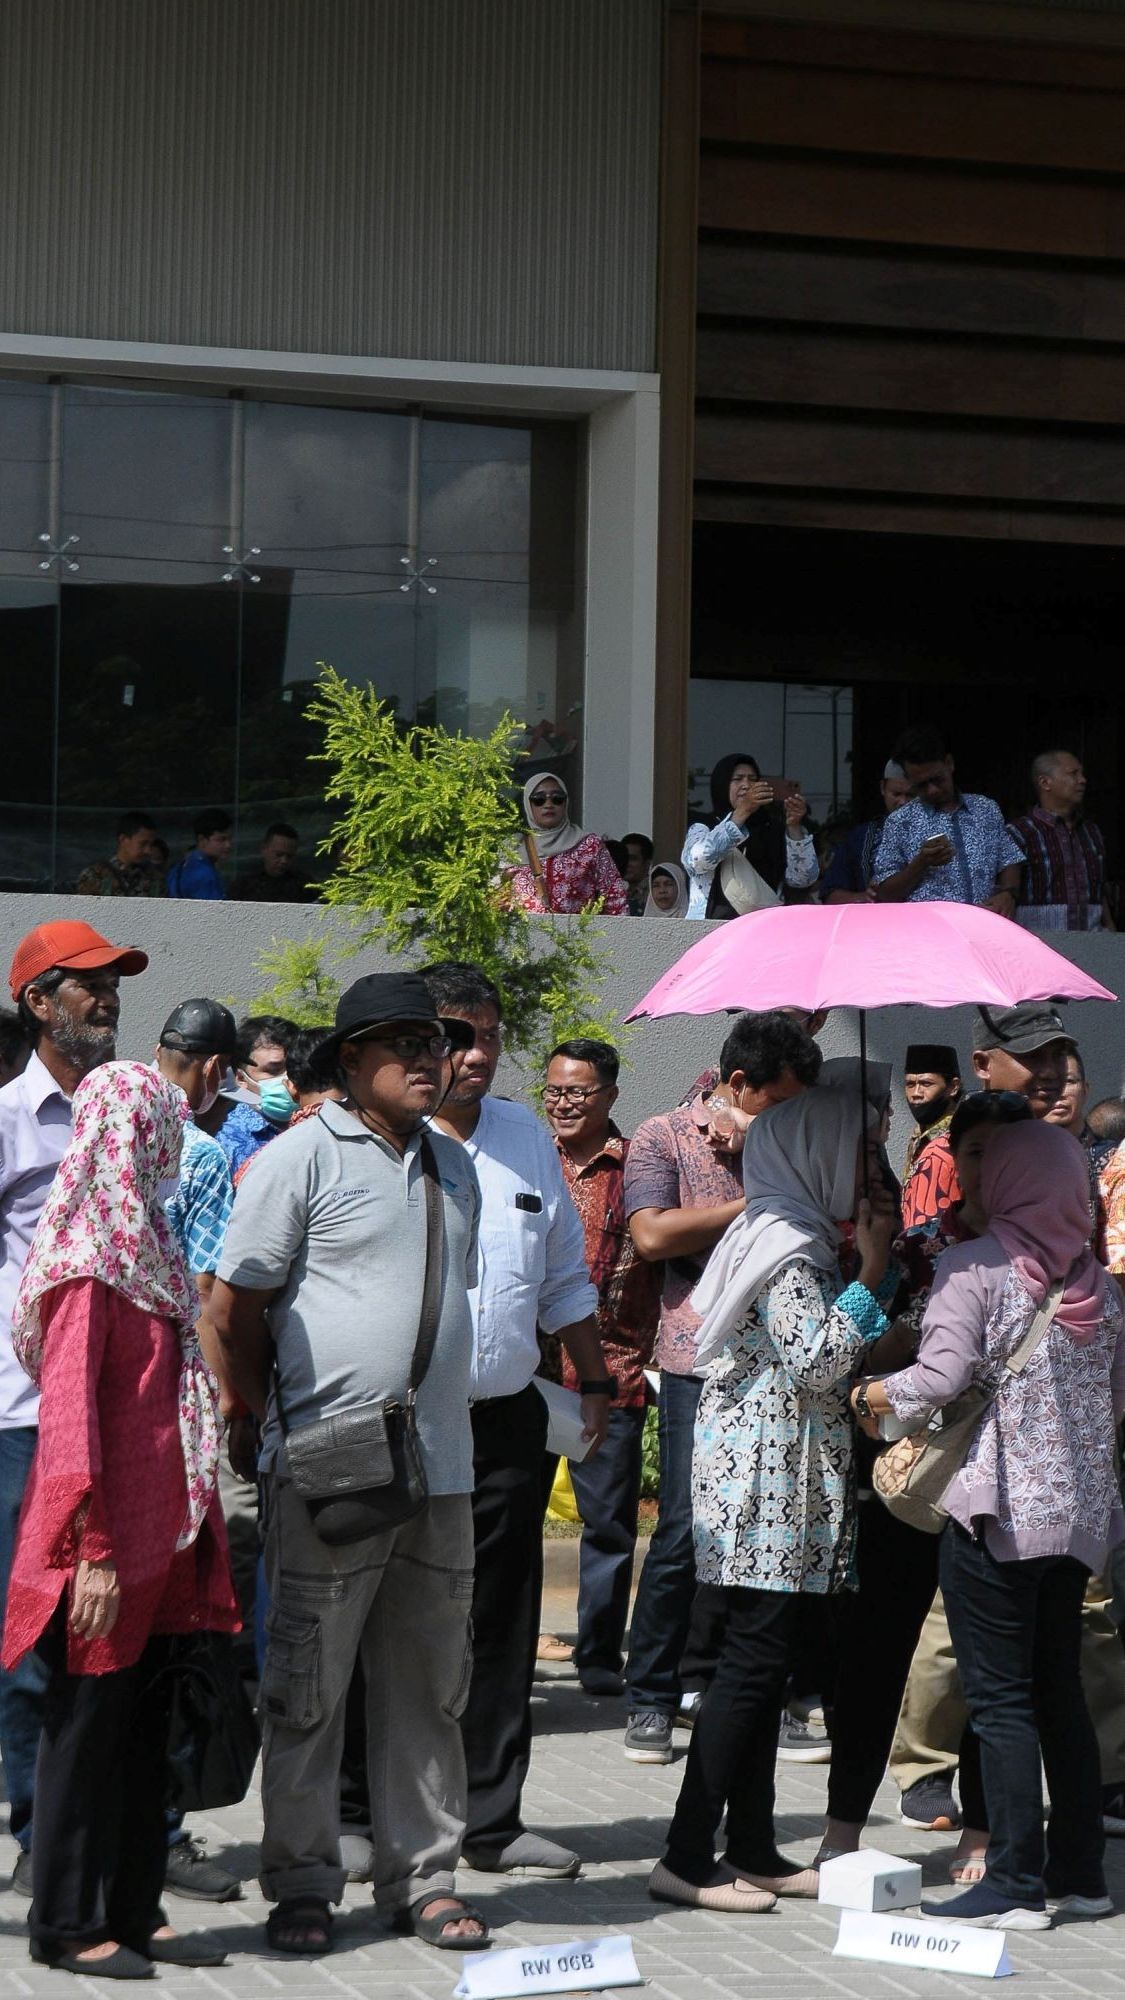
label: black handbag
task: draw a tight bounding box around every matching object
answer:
[153,1631,261,1813]
[276,1134,445,1547]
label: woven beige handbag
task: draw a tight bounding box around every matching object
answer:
[871,1280,1063,1534]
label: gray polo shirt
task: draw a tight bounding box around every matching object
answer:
[217,1100,481,1495]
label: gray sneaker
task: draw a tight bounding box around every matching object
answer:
[777,1710,831,1763]
[624,1709,674,1763]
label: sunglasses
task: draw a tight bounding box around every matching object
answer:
[543,1084,611,1106]
[530,792,567,806]
[359,1032,453,1062]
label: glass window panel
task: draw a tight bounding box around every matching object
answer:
[55,565,238,891]
[420,419,531,585]
[244,402,410,574]
[0,380,52,558]
[60,384,232,564]
[0,577,58,889]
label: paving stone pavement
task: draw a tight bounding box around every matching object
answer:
[3,1655,1125,2000]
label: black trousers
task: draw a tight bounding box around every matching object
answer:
[828,1496,984,1828]
[31,1622,172,1958]
[665,1585,801,1882]
[461,1384,548,1851]
[943,1526,1103,1903]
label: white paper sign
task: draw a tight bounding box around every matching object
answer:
[533,1379,595,1463]
[454,1933,642,2000]
[834,1909,1012,1979]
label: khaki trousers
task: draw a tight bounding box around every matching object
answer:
[258,1475,475,1908]
[890,1572,1125,1795]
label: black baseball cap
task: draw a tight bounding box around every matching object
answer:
[972,1003,1073,1056]
[314,973,475,1062]
[159,997,238,1058]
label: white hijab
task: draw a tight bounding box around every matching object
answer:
[644,861,690,918]
[522,772,586,861]
[692,1087,868,1368]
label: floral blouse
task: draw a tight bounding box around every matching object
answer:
[692,1258,886,1595]
[505,834,629,915]
[884,1236,1125,1568]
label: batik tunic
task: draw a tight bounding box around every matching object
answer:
[692,1258,885,1595]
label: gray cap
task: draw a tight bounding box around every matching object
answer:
[159,997,238,1058]
[972,1003,1073,1056]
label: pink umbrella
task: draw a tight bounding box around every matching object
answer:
[628,902,1115,1021]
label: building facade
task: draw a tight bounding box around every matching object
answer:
[0,0,662,889]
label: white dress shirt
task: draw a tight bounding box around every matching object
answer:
[462,1095,597,1400]
[0,1052,74,1428]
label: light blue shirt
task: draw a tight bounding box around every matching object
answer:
[0,1052,72,1427]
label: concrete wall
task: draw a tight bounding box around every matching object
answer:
[3,895,1123,1180]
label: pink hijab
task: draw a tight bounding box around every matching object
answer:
[981,1120,1106,1342]
[12,1061,220,1548]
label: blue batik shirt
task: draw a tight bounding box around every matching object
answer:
[164,1121,234,1276]
[872,794,1023,905]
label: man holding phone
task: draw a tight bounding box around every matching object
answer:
[872,726,1022,915]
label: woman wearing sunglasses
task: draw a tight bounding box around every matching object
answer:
[503,775,629,916]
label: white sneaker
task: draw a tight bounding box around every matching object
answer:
[777,1710,830,1764]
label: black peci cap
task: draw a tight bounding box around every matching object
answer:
[159,997,238,1058]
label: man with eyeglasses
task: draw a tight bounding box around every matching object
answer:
[211,973,492,1955]
[542,1041,661,1696]
[421,962,608,1882]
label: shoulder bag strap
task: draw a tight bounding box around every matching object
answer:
[409,1134,446,1400]
[1004,1277,1065,1377]
[523,830,550,905]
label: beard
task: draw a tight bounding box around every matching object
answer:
[47,1005,116,1074]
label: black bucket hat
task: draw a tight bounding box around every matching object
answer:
[314,973,475,1063]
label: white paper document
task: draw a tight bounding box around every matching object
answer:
[833,1908,1013,1979]
[454,1933,643,1999]
[532,1379,596,1462]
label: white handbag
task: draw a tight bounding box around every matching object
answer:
[719,845,781,915]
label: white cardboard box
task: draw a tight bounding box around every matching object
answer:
[818,1847,923,1914]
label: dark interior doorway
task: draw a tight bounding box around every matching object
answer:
[692,521,1125,867]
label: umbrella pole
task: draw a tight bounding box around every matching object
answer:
[859,1008,870,1199]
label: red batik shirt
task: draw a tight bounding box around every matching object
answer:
[554,1127,661,1407]
[900,1116,962,1233]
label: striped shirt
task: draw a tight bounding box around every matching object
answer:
[1006,806,1106,932]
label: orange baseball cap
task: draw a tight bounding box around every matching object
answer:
[9,920,149,1002]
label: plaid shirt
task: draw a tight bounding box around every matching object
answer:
[554,1125,661,1407]
[1007,806,1106,931]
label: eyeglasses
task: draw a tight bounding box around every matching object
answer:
[530,792,567,806]
[362,1032,453,1062]
[543,1083,611,1105]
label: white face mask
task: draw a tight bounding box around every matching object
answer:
[194,1062,222,1119]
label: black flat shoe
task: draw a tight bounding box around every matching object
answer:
[36,1946,154,1979]
[144,1933,228,1967]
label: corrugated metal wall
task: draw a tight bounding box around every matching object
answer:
[0,0,661,370]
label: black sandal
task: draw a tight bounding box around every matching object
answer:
[392,1893,491,1951]
[265,1898,334,1956]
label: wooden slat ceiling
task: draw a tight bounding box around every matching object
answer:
[695,13,1125,539]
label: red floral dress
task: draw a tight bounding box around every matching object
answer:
[2,1277,238,1676]
[506,835,629,914]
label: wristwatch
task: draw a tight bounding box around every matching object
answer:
[580,1377,617,1398]
[854,1383,873,1425]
